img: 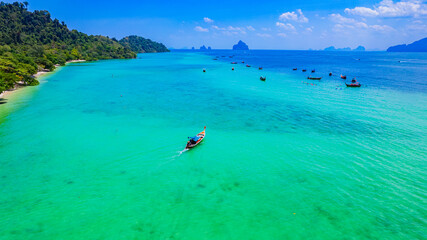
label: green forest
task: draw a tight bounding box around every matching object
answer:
[0,2,168,94]
[119,36,169,53]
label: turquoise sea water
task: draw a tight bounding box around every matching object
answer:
[0,51,426,239]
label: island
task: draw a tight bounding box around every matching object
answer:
[233,40,249,50]
[387,37,427,52]
[0,2,168,95]
[353,46,366,51]
[324,46,354,51]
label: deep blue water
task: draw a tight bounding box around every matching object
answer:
[175,50,427,93]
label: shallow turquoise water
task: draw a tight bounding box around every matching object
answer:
[0,52,426,239]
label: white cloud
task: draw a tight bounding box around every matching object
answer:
[194,26,209,32]
[345,0,427,17]
[345,7,379,17]
[257,33,272,38]
[279,9,309,23]
[204,17,214,23]
[369,24,395,32]
[277,33,287,38]
[306,27,313,32]
[212,25,223,30]
[407,23,427,30]
[261,27,272,31]
[247,26,256,31]
[211,25,246,34]
[329,13,357,24]
[227,26,241,31]
[329,13,394,33]
[276,22,296,31]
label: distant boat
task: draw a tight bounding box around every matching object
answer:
[186,127,206,149]
[213,58,218,60]
[340,75,347,79]
[203,69,206,72]
[293,68,297,71]
[307,76,321,80]
[260,76,266,81]
[329,72,333,76]
[346,78,361,87]
[246,65,251,67]
[231,62,237,64]
[259,67,263,70]
[242,61,245,63]
[311,69,315,73]
[346,83,361,87]
[302,69,307,72]
[232,67,234,71]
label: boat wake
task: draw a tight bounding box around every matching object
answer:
[178,148,189,156]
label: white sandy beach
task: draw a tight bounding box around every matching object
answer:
[0,60,86,98]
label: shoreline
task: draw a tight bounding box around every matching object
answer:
[0,60,86,99]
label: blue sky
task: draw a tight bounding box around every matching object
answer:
[7,0,427,50]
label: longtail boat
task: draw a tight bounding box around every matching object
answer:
[246,65,251,67]
[346,83,361,87]
[340,75,347,79]
[307,76,321,80]
[346,78,361,87]
[186,127,206,149]
[302,69,307,72]
[293,68,297,71]
[260,76,266,81]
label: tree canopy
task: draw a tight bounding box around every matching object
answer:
[119,35,169,53]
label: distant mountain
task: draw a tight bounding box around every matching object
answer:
[324,46,351,51]
[233,40,249,50]
[353,46,365,51]
[387,37,427,52]
[324,46,365,51]
[119,35,169,53]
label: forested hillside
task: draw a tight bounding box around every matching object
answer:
[0,2,168,94]
[119,35,169,53]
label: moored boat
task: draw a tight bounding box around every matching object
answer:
[329,72,332,76]
[302,69,307,72]
[340,75,347,79]
[346,83,361,87]
[259,67,263,70]
[311,69,315,73]
[260,76,266,81]
[346,78,361,87]
[203,68,206,72]
[307,76,321,80]
[293,68,297,71]
[231,62,237,64]
[246,65,251,67]
[186,127,206,149]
